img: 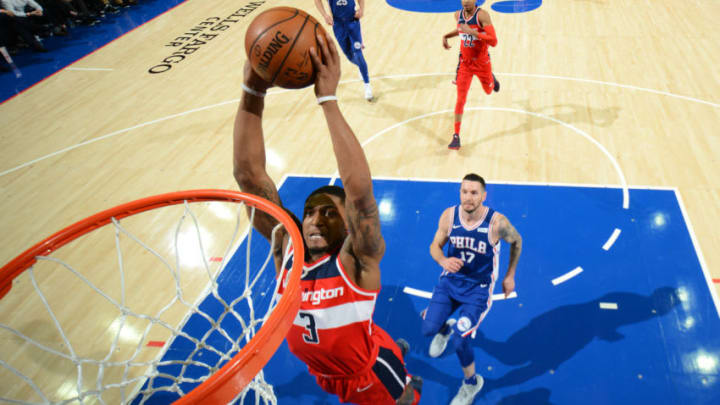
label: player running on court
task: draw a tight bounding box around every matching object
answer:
[422,174,522,405]
[233,32,421,404]
[443,0,500,149]
[315,0,374,101]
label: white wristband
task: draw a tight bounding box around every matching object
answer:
[242,83,266,98]
[317,95,338,105]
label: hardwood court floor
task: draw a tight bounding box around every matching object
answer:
[1,0,719,402]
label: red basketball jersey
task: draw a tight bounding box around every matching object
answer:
[277,248,380,377]
[457,7,489,64]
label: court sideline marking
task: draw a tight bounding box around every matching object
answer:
[602,229,622,251]
[552,267,584,286]
[403,286,517,301]
[366,72,720,108]
[65,67,114,71]
[2,72,718,178]
[3,72,717,314]
[327,106,630,209]
[325,106,628,289]
[297,173,718,316]
[674,189,720,317]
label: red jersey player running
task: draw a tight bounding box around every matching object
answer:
[443,0,500,150]
[233,33,422,404]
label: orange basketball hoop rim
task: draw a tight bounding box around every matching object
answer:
[0,189,304,404]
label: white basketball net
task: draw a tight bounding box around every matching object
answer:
[0,200,292,405]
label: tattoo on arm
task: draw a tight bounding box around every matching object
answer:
[241,177,283,240]
[498,217,520,243]
[346,197,385,260]
[498,216,522,272]
[241,177,293,275]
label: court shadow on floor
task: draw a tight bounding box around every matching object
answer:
[496,387,556,405]
[463,102,621,150]
[476,287,678,396]
[272,369,337,405]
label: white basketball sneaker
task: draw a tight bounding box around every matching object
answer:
[364,83,374,101]
[429,318,456,358]
[449,375,484,405]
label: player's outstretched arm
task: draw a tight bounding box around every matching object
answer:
[444,11,460,48]
[233,63,288,271]
[309,34,385,290]
[314,0,333,25]
[442,28,459,49]
[430,208,464,273]
[495,214,522,297]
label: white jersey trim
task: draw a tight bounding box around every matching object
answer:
[458,205,489,231]
[460,7,480,24]
[488,211,500,246]
[461,265,498,338]
[335,256,379,298]
[305,254,332,271]
[335,256,378,335]
[293,300,375,330]
[446,207,455,237]
[376,356,406,391]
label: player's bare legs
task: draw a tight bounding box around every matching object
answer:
[397,376,423,405]
[397,385,414,405]
[462,362,475,380]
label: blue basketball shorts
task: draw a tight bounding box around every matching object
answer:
[423,276,493,339]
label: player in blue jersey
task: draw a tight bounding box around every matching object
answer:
[314,0,373,101]
[421,173,522,405]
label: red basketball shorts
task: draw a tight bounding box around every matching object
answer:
[457,59,494,96]
[313,326,415,404]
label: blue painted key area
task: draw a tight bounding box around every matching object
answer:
[138,176,720,404]
[387,0,541,14]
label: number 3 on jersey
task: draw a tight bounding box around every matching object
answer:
[299,312,319,344]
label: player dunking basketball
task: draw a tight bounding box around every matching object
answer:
[422,174,522,405]
[443,0,500,150]
[314,0,374,101]
[234,33,421,404]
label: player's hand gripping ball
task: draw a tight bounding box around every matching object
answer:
[245,7,327,89]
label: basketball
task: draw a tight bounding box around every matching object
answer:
[245,7,326,89]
